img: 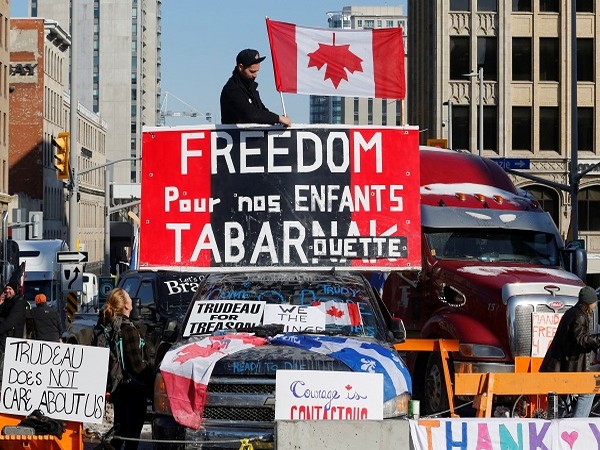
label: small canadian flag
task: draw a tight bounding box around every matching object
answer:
[312,300,362,327]
[266,18,405,100]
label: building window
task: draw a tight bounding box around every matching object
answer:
[512,0,532,11]
[365,20,374,28]
[576,0,593,12]
[578,187,600,231]
[512,107,532,151]
[357,19,362,27]
[353,98,359,125]
[578,107,593,152]
[524,186,559,227]
[540,0,559,12]
[539,38,559,81]
[450,0,470,11]
[577,39,594,82]
[483,106,497,152]
[382,100,388,126]
[512,38,532,81]
[539,107,559,152]
[377,20,382,28]
[450,37,470,80]
[478,0,497,11]
[368,98,373,125]
[452,106,470,151]
[478,37,497,81]
[386,20,394,28]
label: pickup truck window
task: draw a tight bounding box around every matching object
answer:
[425,228,559,265]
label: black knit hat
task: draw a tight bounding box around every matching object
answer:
[4,280,18,293]
[579,286,598,305]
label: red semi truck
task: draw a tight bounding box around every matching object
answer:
[382,147,588,415]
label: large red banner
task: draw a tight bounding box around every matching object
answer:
[140,125,421,271]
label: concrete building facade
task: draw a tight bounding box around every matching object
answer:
[9,18,107,272]
[309,6,408,125]
[408,0,600,285]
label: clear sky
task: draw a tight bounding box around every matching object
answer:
[11,1,407,125]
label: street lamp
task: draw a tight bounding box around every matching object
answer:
[463,67,484,156]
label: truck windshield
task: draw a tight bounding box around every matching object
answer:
[22,281,53,304]
[424,228,560,266]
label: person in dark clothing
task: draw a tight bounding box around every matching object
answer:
[220,48,292,126]
[0,281,27,380]
[29,294,63,342]
[103,287,152,450]
[540,285,600,417]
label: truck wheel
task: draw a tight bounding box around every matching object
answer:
[424,352,450,416]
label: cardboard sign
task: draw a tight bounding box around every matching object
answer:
[275,370,383,420]
[531,312,562,357]
[263,304,326,332]
[0,338,109,424]
[140,125,421,271]
[183,300,266,337]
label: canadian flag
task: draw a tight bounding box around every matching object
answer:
[266,18,405,99]
[312,300,362,327]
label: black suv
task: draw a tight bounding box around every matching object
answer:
[117,269,206,366]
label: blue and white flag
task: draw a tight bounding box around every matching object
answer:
[272,334,411,400]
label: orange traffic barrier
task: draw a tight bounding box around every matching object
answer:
[0,413,83,450]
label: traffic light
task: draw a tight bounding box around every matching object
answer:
[53,131,70,180]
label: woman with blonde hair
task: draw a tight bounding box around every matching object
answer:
[102,287,151,450]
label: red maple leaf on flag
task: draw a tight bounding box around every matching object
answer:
[307,32,363,88]
[174,341,227,364]
[326,305,345,318]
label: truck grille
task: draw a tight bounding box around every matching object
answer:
[513,303,574,357]
[203,406,275,422]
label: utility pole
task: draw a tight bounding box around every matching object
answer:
[68,0,79,251]
[569,0,579,241]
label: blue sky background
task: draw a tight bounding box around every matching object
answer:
[11,1,407,125]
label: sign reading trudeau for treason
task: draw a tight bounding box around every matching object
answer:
[140,125,421,271]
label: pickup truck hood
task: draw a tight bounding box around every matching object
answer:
[434,260,584,295]
[211,344,351,376]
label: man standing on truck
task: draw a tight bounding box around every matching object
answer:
[220,48,292,126]
[0,281,27,377]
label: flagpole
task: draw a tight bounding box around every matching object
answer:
[279,92,287,117]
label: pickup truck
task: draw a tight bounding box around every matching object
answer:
[152,270,411,449]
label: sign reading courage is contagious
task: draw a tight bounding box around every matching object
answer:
[140,125,421,271]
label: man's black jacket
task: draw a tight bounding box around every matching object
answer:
[220,69,280,125]
[0,294,27,351]
[30,303,63,342]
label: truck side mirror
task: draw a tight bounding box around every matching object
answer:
[390,317,406,343]
[561,247,587,281]
[163,319,178,342]
[130,297,142,320]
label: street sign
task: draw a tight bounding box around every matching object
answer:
[61,263,84,291]
[490,158,531,170]
[56,251,88,263]
[99,276,115,300]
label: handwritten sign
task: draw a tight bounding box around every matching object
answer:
[0,338,109,423]
[531,312,562,357]
[410,417,600,450]
[263,305,326,332]
[275,370,383,420]
[183,300,266,337]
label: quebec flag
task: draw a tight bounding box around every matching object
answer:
[272,334,411,400]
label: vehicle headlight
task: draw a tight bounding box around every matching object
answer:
[459,343,505,358]
[383,392,410,418]
[153,372,172,415]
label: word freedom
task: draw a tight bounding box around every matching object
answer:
[166,220,407,264]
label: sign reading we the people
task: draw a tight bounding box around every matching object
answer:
[0,338,109,424]
[140,125,421,271]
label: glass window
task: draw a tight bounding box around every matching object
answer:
[450,37,470,80]
[523,186,559,227]
[539,38,559,81]
[578,107,593,152]
[512,38,532,81]
[579,187,600,231]
[478,0,497,11]
[353,97,359,125]
[357,19,362,27]
[576,0,593,12]
[450,0,470,10]
[577,39,594,82]
[365,20,374,28]
[512,107,532,151]
[478,37,497,81]
[512,0,532,11]
[452,105,470,151]
[386,20,394,28]
[539,107,559,151]
[540,0,559,12]
[483,106,497,152]
[377,20,382,28]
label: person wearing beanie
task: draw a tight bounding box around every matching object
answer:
[30,293,63,342]
[540,285,600,417]
[220,48,291,126]
[0,281,27,377]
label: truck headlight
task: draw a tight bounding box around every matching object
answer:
[459,343,505,358]
[383,392,410,418]
[153,372,172,415]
